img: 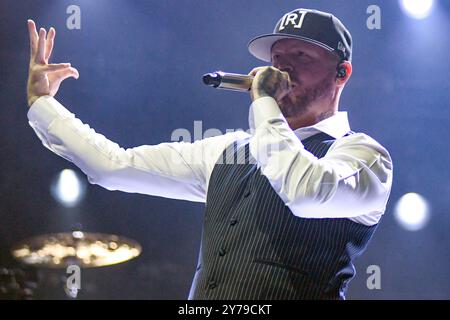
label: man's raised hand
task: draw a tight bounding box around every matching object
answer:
[27,20,79,107]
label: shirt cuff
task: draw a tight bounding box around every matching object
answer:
[27,96,74,129]
[248,96,288,133]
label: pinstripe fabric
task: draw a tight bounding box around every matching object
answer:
[189,131,378,300]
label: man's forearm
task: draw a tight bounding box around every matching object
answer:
[28,96,211,202]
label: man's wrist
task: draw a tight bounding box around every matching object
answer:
[28,95,40,108]
[251,90,271,102]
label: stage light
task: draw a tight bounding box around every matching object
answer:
[394,192,430,231]
[50,169,86,207]
[399,0,434,20]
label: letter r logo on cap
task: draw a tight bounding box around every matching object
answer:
[278,10,308,31]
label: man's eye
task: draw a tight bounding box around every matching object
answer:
[297,51,305,56]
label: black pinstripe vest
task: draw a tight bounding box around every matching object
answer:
[189,132,378,300]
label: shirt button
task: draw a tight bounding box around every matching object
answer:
[218,248,227,256]
[230,219,238,226]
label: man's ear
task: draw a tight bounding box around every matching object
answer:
[336,61,352,86]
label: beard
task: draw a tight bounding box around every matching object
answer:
[277,75,335,118]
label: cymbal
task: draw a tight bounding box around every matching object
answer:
[11,232,142,268]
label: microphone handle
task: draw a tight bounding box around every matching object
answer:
[203,71,254,92]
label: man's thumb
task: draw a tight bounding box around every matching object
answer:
[53,67,79,82]
[68,67,79,79]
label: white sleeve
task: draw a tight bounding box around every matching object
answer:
[27,96,248,203]
[248,96,393,225]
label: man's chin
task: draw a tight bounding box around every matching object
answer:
[278,95,311,118]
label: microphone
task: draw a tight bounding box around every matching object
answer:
[202,71,253,92]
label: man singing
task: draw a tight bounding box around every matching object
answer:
[26,8,393,299]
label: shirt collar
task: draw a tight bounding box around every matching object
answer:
[293,111,351,141]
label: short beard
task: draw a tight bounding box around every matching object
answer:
[278,75,335,119]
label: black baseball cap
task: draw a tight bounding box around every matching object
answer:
[248,8,352,62]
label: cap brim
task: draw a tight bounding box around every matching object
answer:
[247,33,335,62]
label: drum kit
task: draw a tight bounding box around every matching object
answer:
[2,230,142,299]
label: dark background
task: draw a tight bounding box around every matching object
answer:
[0,0,449,299]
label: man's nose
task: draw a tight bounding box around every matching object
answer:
[273,59,293,73]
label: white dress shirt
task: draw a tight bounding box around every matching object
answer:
[28,96,393,226]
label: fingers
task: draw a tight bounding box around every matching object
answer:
[277,72,293,101]
[41,63,78,77]
[44,27,55,62]
[248,66,267,77]
[34,63,79,79]
[48,67,79,85]
[41,63,71,72]
[249,66,292,102]
[52,66,79,79]
[251,66,290,84]
[281,70,291,86]
[28,20,56,64]
[35,28,46,64]
[27,20,38,58]
[68,66,80,79]
[277,82,292,100]
[278,70,292,92]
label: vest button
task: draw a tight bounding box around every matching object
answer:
[219,248,227,256]
[208,280,217,289]
[244,189,251,198]
[230,219,238,226]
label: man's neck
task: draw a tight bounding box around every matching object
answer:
[286,109,337,131]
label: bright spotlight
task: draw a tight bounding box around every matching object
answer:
[394,192,430,231]
[51,169,86,207]
[399,0,434,20]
